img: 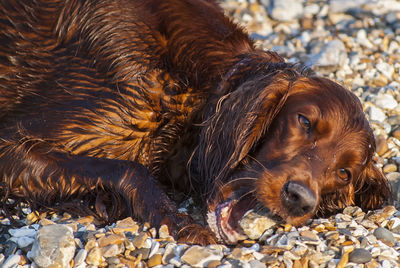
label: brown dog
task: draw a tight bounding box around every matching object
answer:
[0,0,391,245]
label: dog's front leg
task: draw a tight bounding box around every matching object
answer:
[0,139,216,245]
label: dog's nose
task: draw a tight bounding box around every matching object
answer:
[281,181,316,217]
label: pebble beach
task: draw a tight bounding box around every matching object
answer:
[2,0,400,267]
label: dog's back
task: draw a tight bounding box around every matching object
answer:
[0,0,253,165]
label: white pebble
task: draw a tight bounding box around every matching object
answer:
[369,106,386,122]
[381,260,391,268]
[17,237,35,248]
[74,249,87,267]
[2,254,21,268]
[149,241,160,259]
[373,94,398,110]
[9,227,37,238]
[357,29,374,49]
[376,62,394,79]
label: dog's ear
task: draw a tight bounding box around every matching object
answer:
[317,162,392,217]
[353,162,392,210]
[196,73,291,185]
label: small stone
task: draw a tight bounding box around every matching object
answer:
[383,164,397,173]
[392,127,400,140]
[76,216,94,226]
[130,247,151,260]
[149,241,160,259]
[373,94,398,110]
[107,256,120,265]
[27,224,75,268]
[349,248,372,264]
[375,135,389,156]
[26,212,40,224]
[3,241,18,257]
[86,247,103,266]
[39,219,56,226]
[84,239,97,252]
[336,252,349,268]
[113,217,139,234]
[308,39,347,68]
[329,0,369,13]
[207,260,222,268]
[159,225,172,240]
[376,63,395,80]
[1,254,21,268]
[269,0,304,22]
[97,234,125,248]
[148,253,162,267]
[369,106,387,123]
[132,232,149,248]
[373,228,396,246]
[283,251,301,260]
[388,217,400,231]
[343,206,362,216]
[9,227,36,238]
[169,256,183,266]
[249,259,266,268]
[365,259,381,268]
[181,245,223,267]
[239,211,277,240]
[73,249,87,267]
[300,230,319,241]
[16,236,35,248]
[102,244,121,258]
[162,243,177,264]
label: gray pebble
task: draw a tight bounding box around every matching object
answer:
[1,254,20,268]
[74,249,87,267]
[249,260,266,268]
[269,0,304,22]
[349,248,372,264]
[373,227,396,245]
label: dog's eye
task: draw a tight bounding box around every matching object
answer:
[336,168,351,182]
[298,114,311,132]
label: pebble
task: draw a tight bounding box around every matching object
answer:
[73,249,87,267]
[383,163,397,173]
[349,248,372,264]
[239,210,277,240]
[8,227,36,238]
[15,236,35,248]
[308,39,347,68]
[112,217,139,234]
[2,254,21,268]
[373,228,396,246]
[86,247,103,266]
[268,0,304,22]
[132,232,149,248]
[329,0,369,13]
[374,93,398,110]
[181,245,223,267]
[27,224,75,268]
[369,106,387,122]
[148,253,162,267]
[97,233,125,247]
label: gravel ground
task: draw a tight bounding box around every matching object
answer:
[2,0,400,267]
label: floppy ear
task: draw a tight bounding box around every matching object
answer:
[317,163,392,217]
[196,73,292,187]
[353,162,392,210]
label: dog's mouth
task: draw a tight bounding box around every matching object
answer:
[206,179,317,244]
[206,193,280,244]
[207,197,250,244]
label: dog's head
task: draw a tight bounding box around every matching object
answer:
[198,59,392,244]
